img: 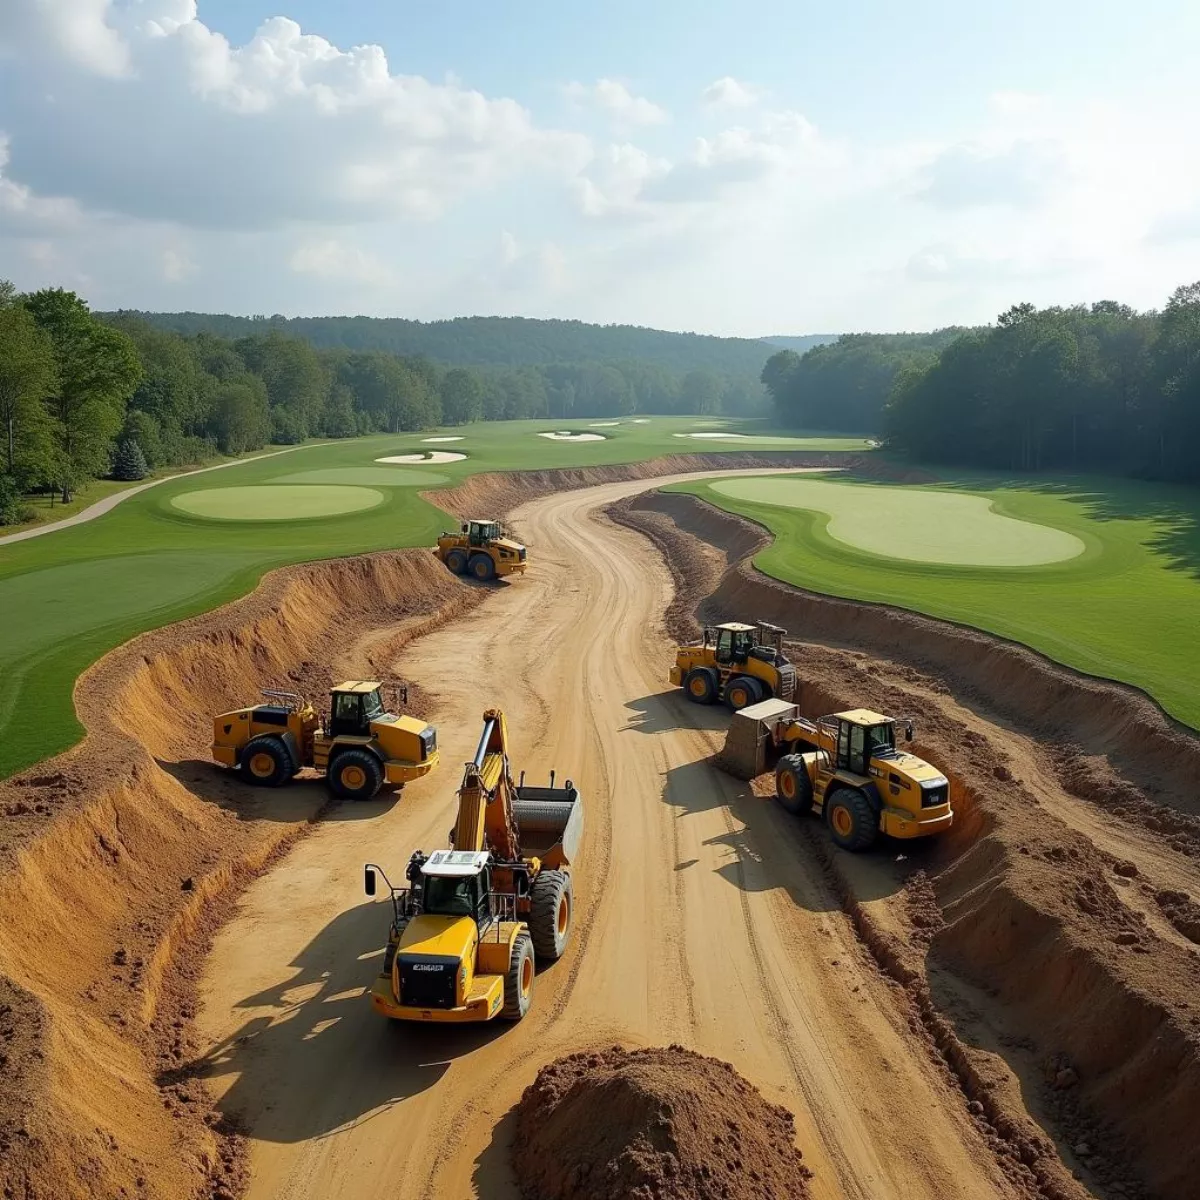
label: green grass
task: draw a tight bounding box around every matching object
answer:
[669,470,1200,729]
[0,417,868,778]
[170,483,387,520]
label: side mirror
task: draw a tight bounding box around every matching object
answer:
[905,723,914,742]
[461,523,468,533]
[364,867,377,897]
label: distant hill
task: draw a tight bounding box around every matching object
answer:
[759,335,838,354]
[105,312,781,376]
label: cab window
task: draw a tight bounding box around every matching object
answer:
[362,689,385,722]
[422,875,477,917]
[333,693,361,725]
[847,723,867,775]
[867,723,895,756]
[715,628,734,663]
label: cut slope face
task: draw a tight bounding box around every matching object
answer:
[512,1045,811,1200]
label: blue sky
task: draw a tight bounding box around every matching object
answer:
[1,0,1199,334]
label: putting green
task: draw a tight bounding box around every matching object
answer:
[170,485,385,521]
[272,467,450,488]
[710,476,1086,566]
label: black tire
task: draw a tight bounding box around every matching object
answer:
[444,548,468,574]
[239,735,292,787]
[774,754,814,815]
[683,666,719,705]
[528,871,573,962]
[825,787,879,852]
[328,748,384,801]
[725,675,761,712]
[502,932,535,1021]
[469,553,496,581]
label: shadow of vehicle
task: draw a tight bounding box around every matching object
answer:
[162,901,505,1143]
[623,689,734,736]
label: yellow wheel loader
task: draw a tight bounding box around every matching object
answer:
[365,709,583,1023]
[211,681,438,801]
[435,518,527,581]
[670,620,797,711]
[722,702,952,851]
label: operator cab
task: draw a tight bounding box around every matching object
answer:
[328,680,390,737]
[710,622,757,665]
[830,709,913,776]
[463,519,501,547]
[420,850,494,925]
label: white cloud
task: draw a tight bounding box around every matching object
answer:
[565,78,669,128]
[988,91,1045,117]
[0,135,83,231]
[917,139,1070,210]
[0,1,591,231]
[290,238,393,286]
[161,247,197,283]
[701,77,759,109]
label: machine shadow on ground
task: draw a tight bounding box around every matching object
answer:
[471,1105,521,1200]
[158,757,402,823]
[162,900,504,1143]
[622,689,735,735]
[662,757,914,908]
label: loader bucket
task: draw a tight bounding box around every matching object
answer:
[719,699,801,781]
[513,784,584,870]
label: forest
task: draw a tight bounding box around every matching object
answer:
[763,282,1200,483]
[0,283,768,524]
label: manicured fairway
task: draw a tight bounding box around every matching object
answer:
[171,484,386,521]
[0,418,868,778]
[672,471,1200,729]
[709,476,1085,566]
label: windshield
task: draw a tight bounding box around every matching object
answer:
[867,723,896,756]
[363,689,385,721]
[422,875,478,917]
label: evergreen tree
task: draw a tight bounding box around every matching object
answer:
[111,437,149,481]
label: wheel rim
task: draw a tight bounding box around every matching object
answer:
[250,752,275,778]
[557,895,569,935]
[521,954,533,995]
[341,764,366,790]
[832,806,853,836]
[689,676,706,697]
[780,772,796,800]
[731,687,748,707]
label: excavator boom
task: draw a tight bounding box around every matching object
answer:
[452,709,521,860]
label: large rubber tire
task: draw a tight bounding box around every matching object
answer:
[328,748,384,801]
[528,871,573,962]
[239,735,292,787]
[502,933,535,1021]
[774,754,814,815]
[469,553,496,582]
[825,787,879,852]
[725,675,762,712]
[683,667,719,705]
[444,548,468,574]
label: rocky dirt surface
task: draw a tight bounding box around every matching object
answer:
[512,1045,812,1200]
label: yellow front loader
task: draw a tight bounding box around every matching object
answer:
[365,709,583,1023]
[435,518,527,581]
[211,681,438,801]
[670,621,797,710]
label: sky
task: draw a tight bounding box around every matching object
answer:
[1,0,1199,336]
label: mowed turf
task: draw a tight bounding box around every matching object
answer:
[0,418,869,778]
[672,471,1200,729]
[171,484,386,520]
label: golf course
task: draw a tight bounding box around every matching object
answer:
[0,418,863,778]
[670,470,1200,729]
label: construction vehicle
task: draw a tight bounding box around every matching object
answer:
[670,620,797,711]
[721,700,952,851]
[211,681,439,801]
[365,709,582,1023]
[435,519,527,581]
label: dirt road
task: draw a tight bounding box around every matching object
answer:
[195,475,1014,1200]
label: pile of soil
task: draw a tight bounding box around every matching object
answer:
[512,1045,811,1200]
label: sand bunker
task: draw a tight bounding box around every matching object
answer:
[170,484,385,521]
[538,431,607,442]
[375,451,468,464]
[588,421,621,427]
[512,1045,811,1200]
[422,436,464,443]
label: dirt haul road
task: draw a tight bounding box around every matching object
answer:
[195,475,1015,1200]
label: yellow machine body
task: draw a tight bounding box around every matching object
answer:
[435,518,527,580]
[670,621,797,710]
[211,680,438,800]
[365,709,582,1024]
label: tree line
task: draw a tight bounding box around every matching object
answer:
[0,282,768,524]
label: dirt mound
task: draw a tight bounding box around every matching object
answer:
[0,550,481,1200]
[512,1045,811,1200]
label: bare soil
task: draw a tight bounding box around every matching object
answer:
[511,1045,812,1200]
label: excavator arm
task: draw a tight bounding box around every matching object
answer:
[451,709,521,860]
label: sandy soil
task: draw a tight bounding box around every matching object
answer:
[193,474,1017,1200]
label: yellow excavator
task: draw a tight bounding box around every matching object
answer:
[211,681,438,801]
[435,519,527,581]
[722,703,952,851]
[365,709,583,1023]
[670,620,797,710]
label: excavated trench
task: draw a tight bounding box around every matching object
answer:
[609,489,1200,1200]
